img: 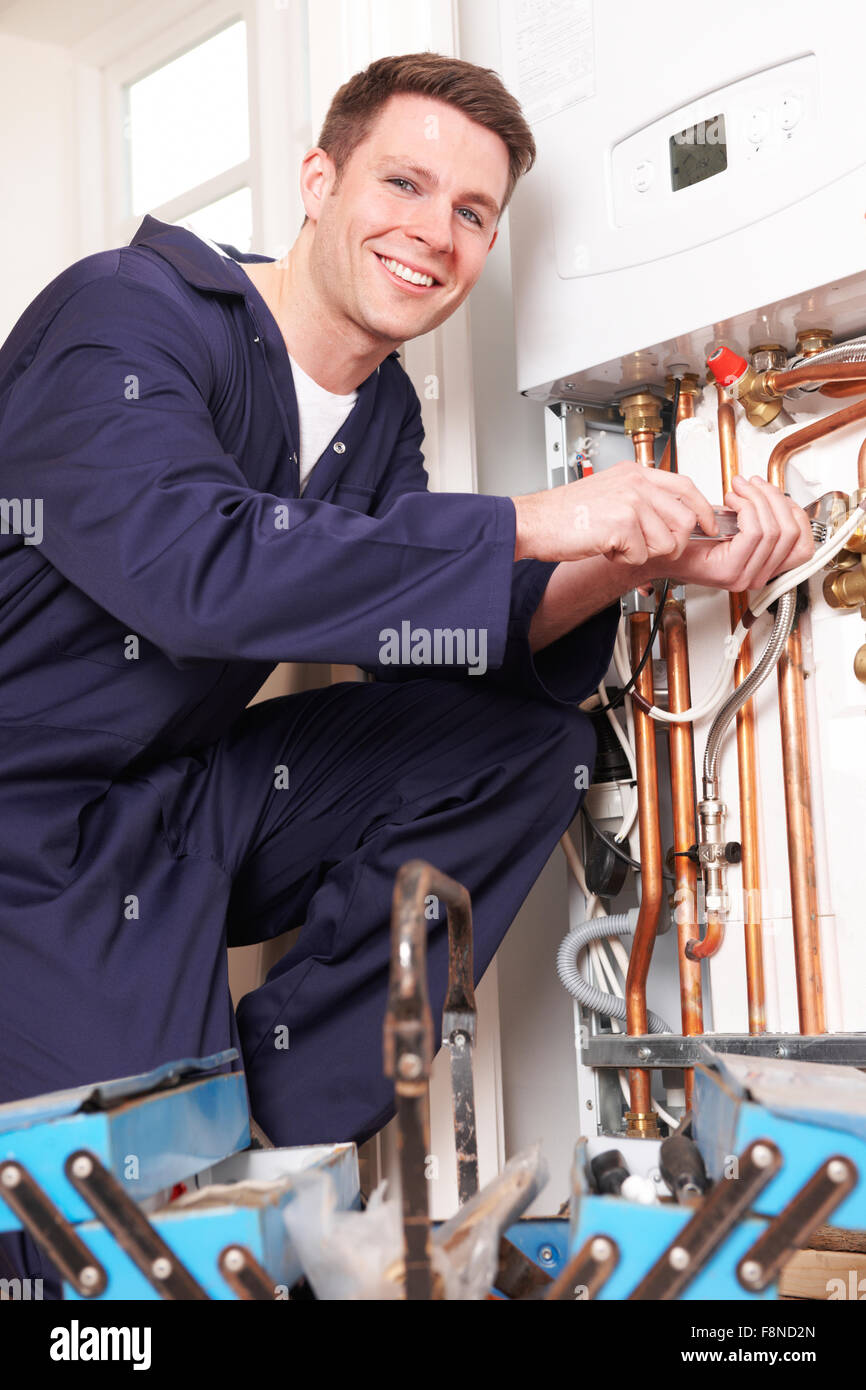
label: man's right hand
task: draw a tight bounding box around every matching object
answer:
[512,459,719,567]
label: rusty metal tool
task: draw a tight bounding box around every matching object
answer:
[384,859,480,1299]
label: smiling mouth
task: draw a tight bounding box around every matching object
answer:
[374,252,441,292]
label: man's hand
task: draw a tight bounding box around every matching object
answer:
[512,462,814,593]
[659,474,814,592]
[513,459,719,568]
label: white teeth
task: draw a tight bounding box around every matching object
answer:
[380,256,434,287]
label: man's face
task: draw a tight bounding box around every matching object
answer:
[305,93,509,345]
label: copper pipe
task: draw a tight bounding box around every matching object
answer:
[818,381,866,399]
[657,386,703,1100]
[658,381,696,470]
[760,409,866,1035]
[716,387,766,1033]
[775,628,825,1034]
[625,611,664,1127]
[859,438,866,488]
[766,362,866,393]
[687,909,726,960]
[768,397,866,465]
[661,601,703,1104]
[631,430,656,465]
[623,422,665,1130]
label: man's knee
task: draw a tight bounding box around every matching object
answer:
[519,698,597,819]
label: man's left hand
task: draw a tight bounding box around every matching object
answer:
[657,473,814,592]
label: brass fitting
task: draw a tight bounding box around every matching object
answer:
[626,1110,661,1139]
[664,372,701,400]
[728,364,784,428]
[854,644,866,685]
[823,557,866,617]
[618,390,664,436]
[833,549,862,571]
[795,328,834,357]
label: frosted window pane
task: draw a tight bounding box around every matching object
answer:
[175,187,254,254]
[126,20,249,214]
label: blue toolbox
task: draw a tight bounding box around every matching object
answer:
[0,1050,359,1299]
[692,1050,866,1228]
[560,1048,865,1300]
[64,1143,359,1301]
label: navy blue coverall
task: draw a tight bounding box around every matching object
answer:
[0,217,617,1288]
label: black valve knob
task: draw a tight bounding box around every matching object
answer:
[724,841,742,864]
[670,844,700,867]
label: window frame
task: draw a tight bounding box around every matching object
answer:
[101,0,258,249]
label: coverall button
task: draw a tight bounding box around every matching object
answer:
[333,441,346,453]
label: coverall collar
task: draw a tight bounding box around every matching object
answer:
[128,216,399,500]
[129,214,275,293]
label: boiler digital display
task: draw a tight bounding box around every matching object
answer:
[670,113,727,191]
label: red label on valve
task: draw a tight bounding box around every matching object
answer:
[707,345,748,386]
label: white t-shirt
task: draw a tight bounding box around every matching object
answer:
[189,230,358,494]
[287,353,357,494]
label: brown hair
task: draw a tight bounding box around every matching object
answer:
[302,52,535,226]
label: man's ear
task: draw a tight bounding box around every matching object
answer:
[299,147,337,223]
[487,226,499,254]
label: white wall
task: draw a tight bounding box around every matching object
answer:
[458,0,581,1212]
[0,33,82,337]
[458,0,550,502]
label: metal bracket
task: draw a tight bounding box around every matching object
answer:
[737,1155,859,1293]
[64,1149,210,1300]
[218,1243,277,1300]
[545,1234,620,1301]
[628,1138,783,1300]
[0,1159,107,1297]
[582,1033,866,1068]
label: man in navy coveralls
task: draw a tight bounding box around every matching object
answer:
[0,55,812,1289]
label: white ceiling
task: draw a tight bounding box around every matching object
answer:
[0,1,205,49]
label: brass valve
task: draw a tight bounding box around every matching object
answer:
[706,347,783,428]
[728,364,783,428]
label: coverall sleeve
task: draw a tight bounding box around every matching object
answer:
[368,379,620,707]
[0,272,517,671]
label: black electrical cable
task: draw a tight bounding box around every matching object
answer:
[581,806,676,883]
[600,578,670,712]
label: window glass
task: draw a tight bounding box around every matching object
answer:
[125,19,249,214]
[175,187,254,253]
